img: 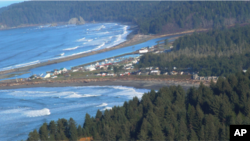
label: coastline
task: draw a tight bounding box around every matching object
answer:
[0,28,198,76]
[0,77,206,90]
[0,25,150,76]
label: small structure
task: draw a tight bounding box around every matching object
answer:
[61,68,68,73]
[124,72,131,76]
[163,72,168,75]
[150,70,161,75]
[88,67,96,71]
[171,71,178,75]
[199,77,205,80]
[179,71,184,75]
[139,48,148,54]
[136,72,141,75]
[44,73,51,78]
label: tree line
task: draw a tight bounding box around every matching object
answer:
[1,1,250,34]
[173,25,250,53]
[137,53,250,76]
[136,25,250,76]
[27,69,250,140]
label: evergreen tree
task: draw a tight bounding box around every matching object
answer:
[48,121,56,136]
[68,118,78,141]
[39,123,48,140]
[27,129,39,141]
[77,125,82,137]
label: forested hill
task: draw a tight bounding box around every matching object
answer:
[0,0,160,26]
[27,70,250,141]
[1,1,250,34]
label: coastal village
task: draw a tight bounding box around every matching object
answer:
[19,44,220,83]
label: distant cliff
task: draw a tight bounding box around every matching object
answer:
[68,16,85,25]
[0,1,250,34]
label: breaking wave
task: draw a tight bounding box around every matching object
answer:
[63,46,79,51]
[96,25,106,31]
[64,92,100,98]
[96,103,108,107]
[76,37,85,42]
[24,108,51,117]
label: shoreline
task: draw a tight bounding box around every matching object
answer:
[0,29,197,76]
[0,77,206,90]
[0,25,148,76]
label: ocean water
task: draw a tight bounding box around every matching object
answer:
[0,22,176,80]
[0,86,150,140]
[0,23,130,71]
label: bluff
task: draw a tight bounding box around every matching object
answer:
[0,1,250,34]
[68,16,85,25]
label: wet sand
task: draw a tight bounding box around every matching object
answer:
[0,78,203,90]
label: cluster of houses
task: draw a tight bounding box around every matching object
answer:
[41,68,69,79]
[192,74,218,81]
[134,66,192,76]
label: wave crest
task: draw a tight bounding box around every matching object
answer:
[97,103,108,107]
[63,46,79,51]
[24,108,51,117]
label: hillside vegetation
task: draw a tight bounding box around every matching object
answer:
[27,70,250,141]
[1,1,250,34]
[137,25,250,76]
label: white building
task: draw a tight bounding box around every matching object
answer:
[44,73,51,78]
[88,67,96,71]
[139,48,148,54]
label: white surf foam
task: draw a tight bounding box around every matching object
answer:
[115,35,122,43]
[97,103,108,107]
[0,60,41,71]
[76,37,85,42]
[96,25,106,31]
[63,92,100,98]
[101,107,112,111]
[0,108,28,114]
[93,42,105,50]
[108,86,149,99]
[15,60,40,68]
[88,39,93,42]
[63,46,79,51]
[122,26,128,35]
[24,108,51,117]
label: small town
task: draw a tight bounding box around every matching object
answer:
[22,45,220,83]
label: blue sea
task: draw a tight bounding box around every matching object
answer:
[0,23,130,72]
[0,23,175,79]
[0,23,175,140]
[0,86,150,140]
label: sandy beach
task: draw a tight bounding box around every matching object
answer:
[0,77,205,90]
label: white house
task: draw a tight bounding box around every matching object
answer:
[44,73,51,78]
[88,67,96,71]
[139,48,148,54]
[150,70,160,75]
[61,68,68,73]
